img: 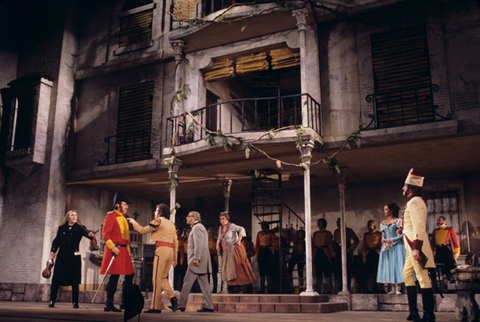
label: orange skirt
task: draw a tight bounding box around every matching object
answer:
[227,243,255,286]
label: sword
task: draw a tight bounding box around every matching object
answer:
[91,253,116,303]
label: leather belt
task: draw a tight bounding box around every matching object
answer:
[116,243,128,247]
[436,244,449,247]
[156,241,174,248]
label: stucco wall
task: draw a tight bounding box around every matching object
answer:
[442,4,480,132]
[73,62,170,170]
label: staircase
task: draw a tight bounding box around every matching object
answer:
[251,169,305,293]
[182,294,348,313]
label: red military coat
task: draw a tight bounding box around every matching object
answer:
[100,210,135,275]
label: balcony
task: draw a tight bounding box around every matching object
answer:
[98,130,152,166]
[362,84,451,130]
[170,0,276,30]
[165,93,321,147]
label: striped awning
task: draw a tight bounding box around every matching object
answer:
[204,59,235,81]
[270,48,300,70]
[236,52,269,74]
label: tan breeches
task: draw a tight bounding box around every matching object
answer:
[151,246,175,309]
[403,245,431,288]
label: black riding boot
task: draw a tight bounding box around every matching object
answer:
[169,297,179,312]
[406,286,420,321]
[104,276,121,312]
[414,288,435,322]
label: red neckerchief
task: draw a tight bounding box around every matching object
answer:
[220,222,231,250]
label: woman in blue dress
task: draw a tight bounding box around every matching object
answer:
[377,202,406,294]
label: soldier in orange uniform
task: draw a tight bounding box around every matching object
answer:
[312,219,334,293]
[431,216,460,290]
[100,192,135,313]
[362,220,382,293]
[255,222,277,293]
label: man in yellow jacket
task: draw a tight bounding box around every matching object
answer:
[128,203,179,313]
[402,169,436,322]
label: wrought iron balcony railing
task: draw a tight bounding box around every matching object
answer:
[165,93,321,147]
[98,130,152,166]
[361,84,451,130]
[170,0,276,30]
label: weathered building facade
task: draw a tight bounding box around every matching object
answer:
[0,0,479,301]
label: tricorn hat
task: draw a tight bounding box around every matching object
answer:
[405,168,424,187]
[112,192,132,210]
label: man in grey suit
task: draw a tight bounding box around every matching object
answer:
[176,211,214,312]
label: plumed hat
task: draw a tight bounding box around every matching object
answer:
[405,168,424,187]
[112,192,132,209]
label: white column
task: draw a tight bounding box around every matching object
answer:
[336,170,349,294]
[167,157,182,289]
[298,139,318,296]
[292,8,309,127]
[170,39,185,116]
[218,179,232,292]
[221,179,232,212]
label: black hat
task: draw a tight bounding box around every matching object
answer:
[112,192,132,210]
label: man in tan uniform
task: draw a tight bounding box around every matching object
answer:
[402,169,436,322]
[128,203,178,313]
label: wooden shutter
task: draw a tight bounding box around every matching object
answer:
[171,0,198,21]
[371,26,433,128]
[236,52,269,74]
[270,48,300,70]
[116,82,153,163]
[119,10,153,48]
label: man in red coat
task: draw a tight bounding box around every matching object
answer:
[100,192,135,312]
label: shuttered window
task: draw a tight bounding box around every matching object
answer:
[119,9,153,48]
[116,82,153,163]
[371,26,434,128]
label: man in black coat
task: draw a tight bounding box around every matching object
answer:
[49,210,93,308]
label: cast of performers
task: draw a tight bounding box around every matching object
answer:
[333,218,359,292]
[216,211,255,293]
[255,222,278,293]
[312,219,334,294]
[48,210,94,308]
[100,192,135,313]
[362,220,382,294]
[402,169,436,322]
[431,216,460,290]
[376,203,406,295]
[127,203,179,313]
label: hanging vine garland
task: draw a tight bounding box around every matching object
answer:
[165,109,362,190]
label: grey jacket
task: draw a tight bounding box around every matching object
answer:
[188,221,212,274]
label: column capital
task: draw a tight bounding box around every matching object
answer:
[292,8,309,30]
[170,39,185,61]
[166,157,182,174]
[220,179,233,198]
[296,139,315,167]
[336,168,346,190]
